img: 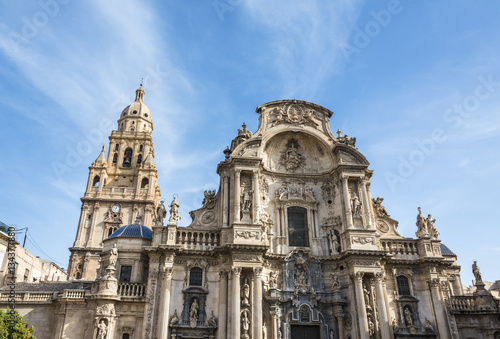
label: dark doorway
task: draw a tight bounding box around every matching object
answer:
[291,325,320,339]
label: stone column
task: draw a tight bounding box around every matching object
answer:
[253,268,263,339]
[341,176,353,229]
[374,273,390,339]
[429,278,450,338]
[87,202,100,246]
[353,272,369,339]
[234,171,241,223]
[359,179,372,229]
[252,171,260,224]
[270,303,280,339]
[231,267,242,338]
[158,267,173,339]
[218,270,228,339]
[223,176,229,226]
[333,304,345,339]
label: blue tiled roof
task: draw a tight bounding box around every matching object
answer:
[106,224,152,240]
[440,243,455,255]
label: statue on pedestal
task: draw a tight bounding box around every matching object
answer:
[472,261,483,283]
[108,244,118,269]
[351,194,362,217]
[169,197,181,224]
[189,298,199,328]
[155,200,167,226]
[426,214,439,239]
[97,320,107,339]
[416,207,428,237]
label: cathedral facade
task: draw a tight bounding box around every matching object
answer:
[1,87,499,339]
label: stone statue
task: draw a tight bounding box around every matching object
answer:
[351,194,362,217]
[170,309,179,326]
[328,230,340,254]
[331,274,341,291]
[241,279,250,306]
[108,244,118,268]
[269,272,278,288]
[263,323,267,339]
[168,197,181,224]
[426,214,438,238]
[208,311,217,327]
[97,319,107,339]
[363,284,370,306]
[392,318,399,331]
[416,207,427,236]
[281,141,303,171]
[155,200,167,226]
[240,186,253,212]
[189,298,199,328]
[202,190,216,209]
[329,329,335,339]
[372,197,389,217]
[472,261,482,283]
[242,310,251,335]
[368,317,375,336]
[404,307,413,327]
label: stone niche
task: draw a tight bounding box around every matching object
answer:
[262,132,335,174]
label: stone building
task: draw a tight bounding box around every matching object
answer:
[1,87,499,339]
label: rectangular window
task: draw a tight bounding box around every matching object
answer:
[120,266,132,283]
[288,206,309,247]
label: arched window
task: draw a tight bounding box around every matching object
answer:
[114,143,119,151]
[300,306,310,322]
[189,267,203,286]
[139,145,143,152]
[113,153,118,163]
[122,334,130,339]
[397,276,411,296]
[76,272,81,279]
[287,206,309,247]
[92,175,100,187]
[141,178,149,189]
[123,148,133,167]
[137,154,143,164]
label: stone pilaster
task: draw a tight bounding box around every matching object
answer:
[353,272,369,339]
[157,267,173,339]
[223,176,229,226]
[374,272,390,339]
[253,267,263,339]
[218,270,228,339]
[341,176,353,229]
[359,179,372,229]
[429,278,450,338]
[231,267,242,338]
[252,171,260,223]
[234,171,241,223]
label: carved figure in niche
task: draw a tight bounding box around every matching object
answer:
[269,272,278,288]
[241,278,250,306]
[189,298,199,328]
[426,214,439,239]
[108,244,118,268]
[392,318,399,332]
[168,197,181,224]
[170,309,179,326]
[331,273,341,291]
[294,264,309,294]
[416,207,427,236]
[97,319,107,339]
[202,190,216,209]
[351,194,362,217]
[363,284,371,306]
[303,187,315,202]
[330,329,335,339]
[277,184,289,200]
[208,311,217,327]
[242,310,251,337]
[372,197,389,217]
[155,200,167,226]
[328,230,340,255]
[472,261,482,283]
[263,323,267,339]
[404,307,413,327]
[261,223,269,242]
[280,139,303,171]
[240,184,253,212]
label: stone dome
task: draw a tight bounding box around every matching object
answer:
[118,85,153,124]
[106,223,152,240]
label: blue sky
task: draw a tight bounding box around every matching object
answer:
[0,1,499,285]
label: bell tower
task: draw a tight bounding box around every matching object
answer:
[68,85,161,280]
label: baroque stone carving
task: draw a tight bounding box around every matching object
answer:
[235,231,259,240]
[331,273,341,291]
[155,200,167,226]
[108,244,118,269]
[269,272,278,288]
[415,207,439,239]
[352,237,374,245]
[241,278,251,306]
[270,104,318,127]
[170,309,179,326]
[202,190,216,209]
[96,303,115,316]
[276,181,315,202]
[351,193,362,217]
[241,309,251,339]
[322,216,341,226]
[321,180,336,205]
[189,298,199,328]
[168,197,181,224]
[327,230,340,255]
[280,139,304,171]
[372,197,389,217]
[201,211,215,224]
[472,261,483,284]
[376,221,389,233]
[97,319,107,339]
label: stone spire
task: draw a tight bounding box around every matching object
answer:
[135,84,145,102]
[142,151,156,169]
[93,145,107,166]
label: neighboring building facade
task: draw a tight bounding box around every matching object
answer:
[0,231,67,286]
[1,89,499,339]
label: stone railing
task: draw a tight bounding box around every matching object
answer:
[448,296,476,311]
[380,239,419,256]
[61,289,88,299]
[176,230,220,250]
[0,292,54,302]
[118,283,146,297]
